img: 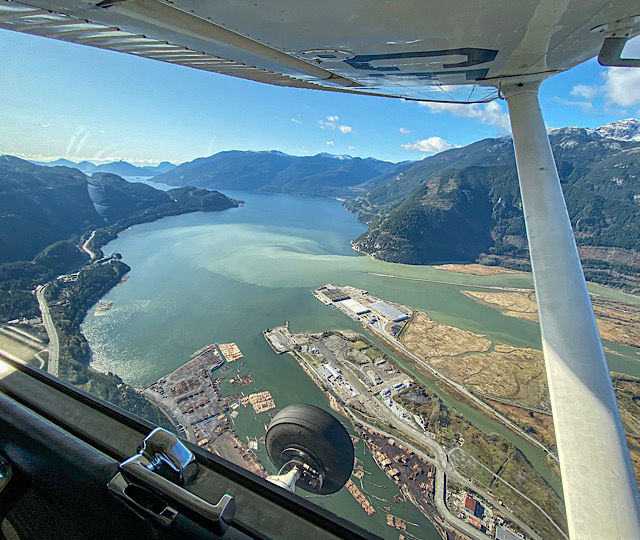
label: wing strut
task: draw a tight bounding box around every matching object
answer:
[503,81,640,539]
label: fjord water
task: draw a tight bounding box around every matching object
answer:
[82,191,640,537]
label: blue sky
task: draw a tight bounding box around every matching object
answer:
[1,28,639,165]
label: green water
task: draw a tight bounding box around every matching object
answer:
[82,191,640,538]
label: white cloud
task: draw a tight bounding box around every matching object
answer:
[603,68,640,108]
[556,65,640,113]
[419,101,511,135]
[40,123,50,128]
[570,84,599,100]
[291,117,302,124]
[319,117,335,129]
[326,141,335,146]
[319,116,339,129]
[319,115,352,134]
[399,127,410,134]
[553,96,597,115]
[401,136,457,154]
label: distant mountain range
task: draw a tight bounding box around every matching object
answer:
[346,118,640,291]
[9,118,640,292]
[0,156,237,264]
[153,150,409,197]
[29,158,176,177]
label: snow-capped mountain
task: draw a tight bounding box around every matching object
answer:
[549,118,640,142]
[592,118,640,142]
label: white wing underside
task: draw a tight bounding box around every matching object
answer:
[1,0,638,103]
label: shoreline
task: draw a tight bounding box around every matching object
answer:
[269,326,546,540]
[279,334,446,535]
[351,239,640,298]
[141,347,267,478]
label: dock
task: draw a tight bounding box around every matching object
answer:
[142,343,266,478]
[263,322,293,354]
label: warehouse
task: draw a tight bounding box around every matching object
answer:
[369,301,409,322]
[337,298,370,315]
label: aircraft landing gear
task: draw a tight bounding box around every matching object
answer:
[265,404,354,495]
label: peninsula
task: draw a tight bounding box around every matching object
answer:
[143,342,266,477]
[264,323,565,540]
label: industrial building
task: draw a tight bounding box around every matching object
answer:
[369,301,409,322]
[464,494,478,513]
[337,298,371,316]
[324,364,341,379]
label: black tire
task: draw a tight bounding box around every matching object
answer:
[265,404,354,494]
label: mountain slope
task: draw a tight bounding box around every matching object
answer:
[30,158,176,176]
[0,156,237,264]
[348,119,640,291]
[153,150,403,197]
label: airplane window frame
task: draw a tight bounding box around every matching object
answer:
[0,355,382,540]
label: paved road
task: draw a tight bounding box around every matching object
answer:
[82,230,97,260]
[315,304,558,538]
[448,448,566,539]
[351,414,488,540]
[294,341,547,539]
[355,411,546,540]
[371,319,556,461]
[36,285,59,376]
[320,336,548,539]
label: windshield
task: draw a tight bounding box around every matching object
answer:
[2,21,640,540]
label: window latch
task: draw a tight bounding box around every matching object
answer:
[108,428,235,535]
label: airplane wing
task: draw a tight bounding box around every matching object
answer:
[1,0,638,103]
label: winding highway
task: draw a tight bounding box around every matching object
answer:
[82,230,97,260]
[352,411,545,540]
[36,284,59,376]
[286,331,554,540]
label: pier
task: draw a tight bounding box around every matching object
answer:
[143,343,266,478]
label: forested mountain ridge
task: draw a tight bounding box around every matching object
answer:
[347,119,640,292]
[0,156,238,265]
[152,150,404,197]
[0,156,240,322]
[30,158,176,176]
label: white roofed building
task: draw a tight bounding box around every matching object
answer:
[337,298,370,315]
[369,301,409,322]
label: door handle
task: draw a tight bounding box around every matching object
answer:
[108,428,235,535]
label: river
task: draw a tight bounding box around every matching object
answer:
[82,190,640,539]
